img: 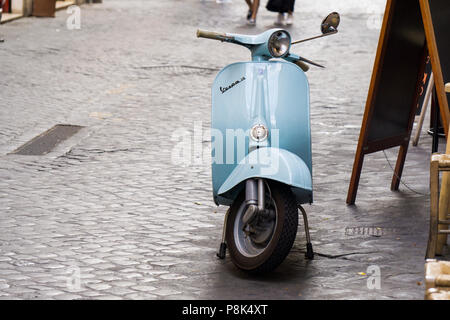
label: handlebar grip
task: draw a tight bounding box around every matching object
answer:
[196,29,231,41]
[294,60,310,72]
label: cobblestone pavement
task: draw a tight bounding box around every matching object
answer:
[0,0,448,300]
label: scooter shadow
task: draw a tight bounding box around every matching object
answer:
[202,247,315,299]
[220,250,313,283]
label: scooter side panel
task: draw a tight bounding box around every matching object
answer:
[211,61,311,205]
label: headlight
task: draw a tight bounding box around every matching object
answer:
[268,30,291,58]
[250,124,269,142]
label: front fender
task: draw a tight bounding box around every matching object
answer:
[216,148,312,205]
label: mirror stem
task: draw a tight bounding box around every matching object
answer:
[292,30,338,45]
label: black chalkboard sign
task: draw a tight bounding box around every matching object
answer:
[366,0,425,144]
[347,0,450,204]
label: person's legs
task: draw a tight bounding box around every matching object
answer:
[276,13,285,25]
[245,0,253,20]
[250,0,259,20]
[286,0,295,25]
[285,11,293,25]
[247,0,259,25]
[289,0,295,12]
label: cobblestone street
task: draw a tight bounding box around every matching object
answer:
[0,0,447,299]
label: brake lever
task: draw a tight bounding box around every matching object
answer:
[283,53,325,70]
[294,60,310,72]
[299,56,325,68]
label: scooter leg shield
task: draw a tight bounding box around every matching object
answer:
[217,148,312,205]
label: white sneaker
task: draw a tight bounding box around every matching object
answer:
[274,13,285,26]
[285,13,293,25]
[247,18,256,26]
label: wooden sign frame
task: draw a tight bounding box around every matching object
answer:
[347,0,450,205]
[421,0,450,134]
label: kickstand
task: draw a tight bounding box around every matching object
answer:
[217,209,229,259]
[298,205,314,260]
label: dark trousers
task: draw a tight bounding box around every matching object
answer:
[280,0,295,13]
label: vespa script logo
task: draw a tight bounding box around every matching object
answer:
[220,76,246,94]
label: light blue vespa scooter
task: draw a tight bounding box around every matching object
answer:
[197,12,340,273]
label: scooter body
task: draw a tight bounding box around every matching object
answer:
[212,60,313,206]
[198,12,340,273]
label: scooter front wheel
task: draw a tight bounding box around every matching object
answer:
[225,182,298,273]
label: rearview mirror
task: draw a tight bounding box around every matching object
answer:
[321,12,340,34]
[291,11,340,46]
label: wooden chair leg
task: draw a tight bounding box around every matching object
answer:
[437,119,450,254]
[437,172,450,254]
[427,157,440,259]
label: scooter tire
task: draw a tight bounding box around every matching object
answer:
[225,182,298,273]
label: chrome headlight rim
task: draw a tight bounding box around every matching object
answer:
[250,124,269,142]
[268,30,291,58]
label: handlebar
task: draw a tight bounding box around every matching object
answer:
[197,29,235,42]
[197,30,320,71]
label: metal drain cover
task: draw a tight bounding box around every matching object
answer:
[11,124,84,156]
